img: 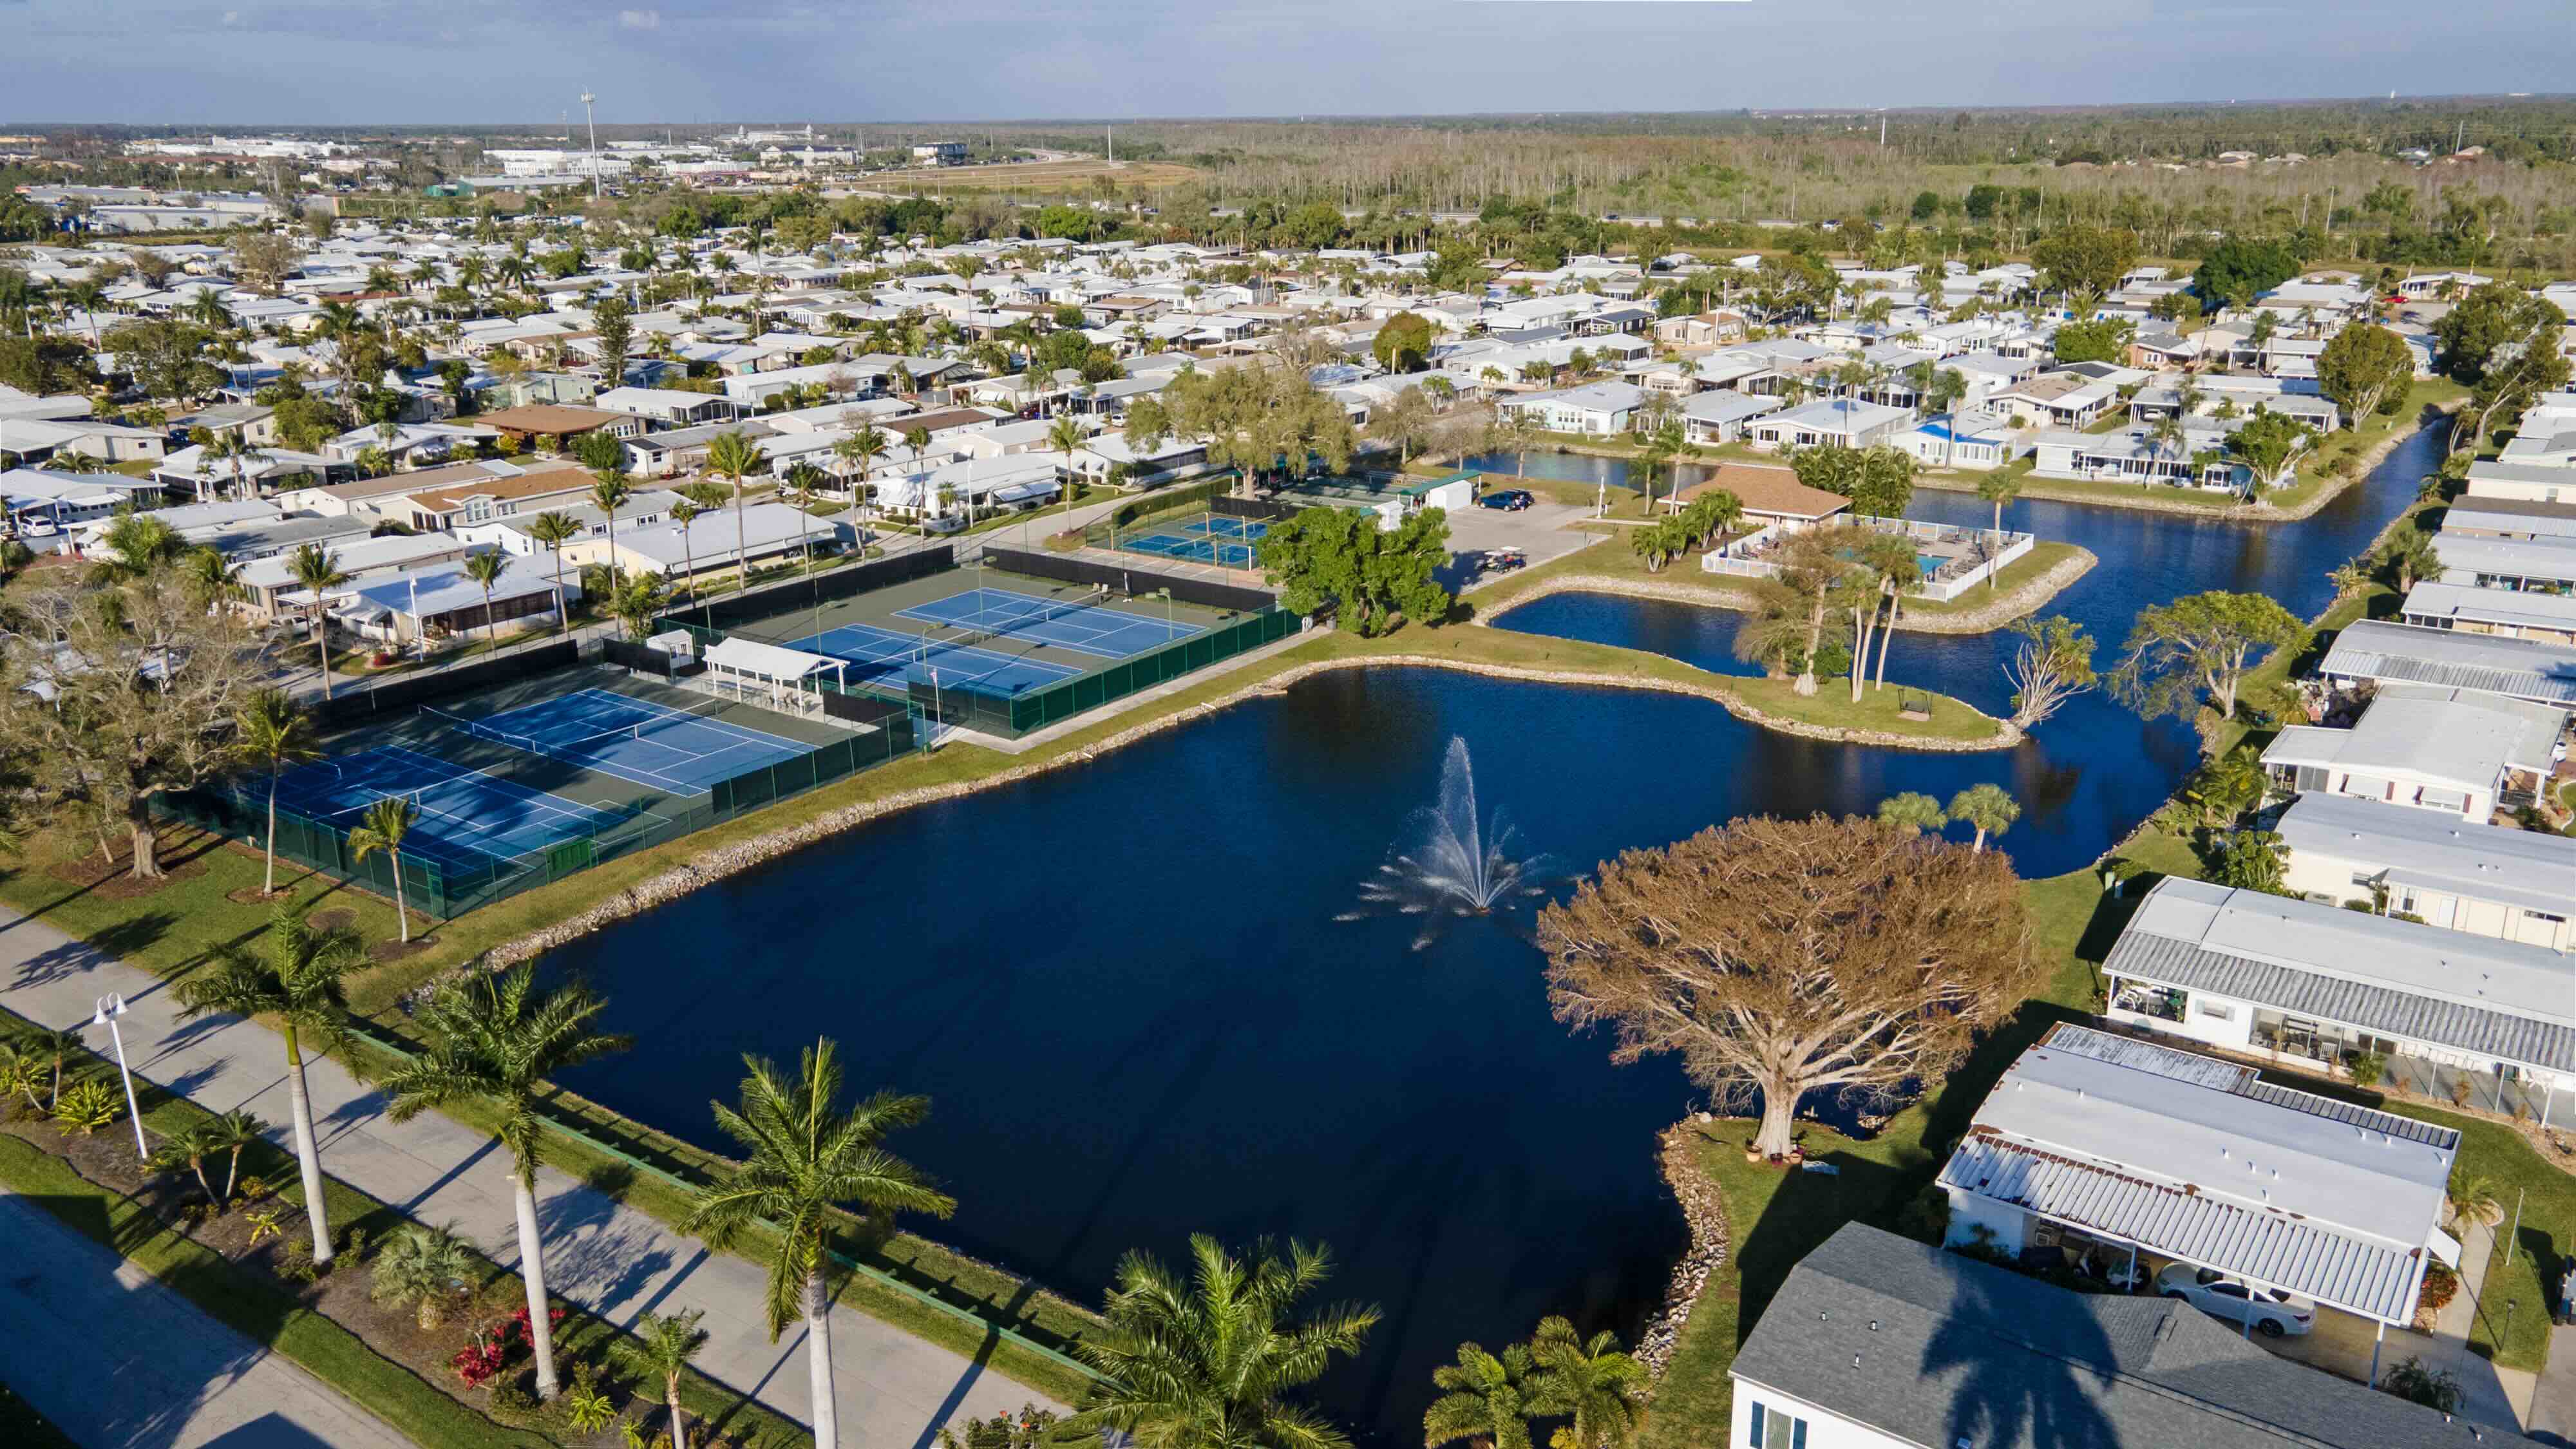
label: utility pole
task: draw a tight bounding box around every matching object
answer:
[581,91,601,200]
[1879,115,1887,148]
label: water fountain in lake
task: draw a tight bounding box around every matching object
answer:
[1343,737,1554,949]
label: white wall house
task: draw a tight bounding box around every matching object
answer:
[2275,791,2575,952]
[2101,877,2575,1109]
[2259,684,2561,822]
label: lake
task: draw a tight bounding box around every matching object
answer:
[542,425,2440,1442]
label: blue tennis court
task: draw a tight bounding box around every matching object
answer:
[894,587,1204,661]
[269,744,635,867]
[786,620,1081,696]
[425,688,814,793]
[1118,516,1270,569]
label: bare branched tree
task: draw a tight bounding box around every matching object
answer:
[1538,815,2041,1159]
[1,578,273,878]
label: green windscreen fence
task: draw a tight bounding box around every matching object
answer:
[167,701,920,922]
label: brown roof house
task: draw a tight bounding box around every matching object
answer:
[473,404,646,449]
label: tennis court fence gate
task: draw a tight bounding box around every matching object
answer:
[164,692,919,920]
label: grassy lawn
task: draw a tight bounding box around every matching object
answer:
[1726,676,2006,742]
[1899,542,2088,619]
[0,1133,554,1449]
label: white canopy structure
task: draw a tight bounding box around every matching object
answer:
[700,636,843,712]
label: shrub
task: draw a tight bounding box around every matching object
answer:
[2383,1357,2463,1414]
[2347,1051,2386,1088]
[52,1079,124,1136]
[563,1384,616,1433]
[1895,1184,1952,1244]
[2416,1261,2459,1314]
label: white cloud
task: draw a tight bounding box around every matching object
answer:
[617,8,659,28]
[220,8,242,23]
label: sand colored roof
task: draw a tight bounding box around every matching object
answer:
[402,462,593,513]
[1674,464,1851,521]
[474,404,627,435]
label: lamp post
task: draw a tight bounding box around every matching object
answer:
[90,994,148,1159]
[580,91,601,202]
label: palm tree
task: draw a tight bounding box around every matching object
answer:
[285,544,350,697]
[345,796,420,943]
[2327,559,2371,599]
[1947,783,2020,853]
[1425,1341,1539,1449]
[526,511,581,633]
[1526,1318,1645,1449]
[1048,413,1089,511]
[371,1220,480,1329]
[1974,471,2022,591]
[232,689,318,895]
[778,464,826,573]
[1077,1236,1378,1449]
[460,550,509,645]
[702,429,769,592]
[837,424,889,526]
[174,903,361,1264]
[383,965,632,1400]
[1853,533,1920,697]
[668,499,706,603]
[684,1039,954,1449]
[204,428,261,502]
[208,1108,265,1202]
[625,1309,711,1449]
[607,571,670,640]
[150,1121,229,1207]
[1875,792,1950,836]
[2379,527,2442,592]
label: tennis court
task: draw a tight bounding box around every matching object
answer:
[893,585,1204,660]
[1115,515,1270,570]
[786,619,1083,696]
[269,744,636,867]
[424,687,817,794]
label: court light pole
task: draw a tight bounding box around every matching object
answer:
[90,994,149,1159]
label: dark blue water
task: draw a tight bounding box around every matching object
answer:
[1477,428,2440,863]
[545,429,2437,1442]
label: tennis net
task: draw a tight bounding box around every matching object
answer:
[945,587,1110,650]
[421,696,742,760]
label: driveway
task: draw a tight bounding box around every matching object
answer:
[0,1189,415,1449]
[1442,498,1600,595]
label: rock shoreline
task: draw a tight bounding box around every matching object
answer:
[1914,402,2456,524]
[1637,1121,1732,1379]
[480,651,2015,969]
[1484,546,2097,638]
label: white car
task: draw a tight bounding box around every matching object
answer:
[2154,1264,2315,1338]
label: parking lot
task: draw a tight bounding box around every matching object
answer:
[1439,491,1599,592]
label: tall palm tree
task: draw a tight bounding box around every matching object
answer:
[837,424,889,526]
[668,499,705,604]
[174,903,363,1264]
[702,429,769,592]
[684,1039,954,1449]
[1527,1318,1646,1449]
[1947,783,2020,853]
[345,796,419,943]
[232,688,318,895]
[526,511,581,632]
[383,965,632,1400]
[1076,1236,1378,1449]
[587,471,634,584]
[461,550,508,644]
[627,1310,710,1449]
[779,464,826,572]
[1048,413,1089,511]
[284,544,349,698]
[1973,471,2022,590]
[1425,1341,1539,1449]
[203,429,261,502]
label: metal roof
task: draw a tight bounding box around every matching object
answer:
[2107,878,2576,1072]
[2319,619,2576,707]
[1939,1038,2452,1325]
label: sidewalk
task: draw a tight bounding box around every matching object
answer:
[0,907,1056,1446]
[0,1188,415,1449]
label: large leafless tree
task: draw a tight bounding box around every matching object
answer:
[1537,815,2041,1159]
[1,578,273,878]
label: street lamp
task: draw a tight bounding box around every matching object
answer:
[580,91,601,202]
[90,994,148,1159]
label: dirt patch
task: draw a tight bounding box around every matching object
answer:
[44,831,217,898]
[309,907,359,934]
[368,934,437,965]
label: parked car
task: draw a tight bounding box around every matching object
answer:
[1481,548,1527,574]
[1477,489,1533,511]
[2154,1264,2315,1338]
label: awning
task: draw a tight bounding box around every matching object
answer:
[701,635,835,683]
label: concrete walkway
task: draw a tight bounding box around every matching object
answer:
[0,1188,416,1449]
[0,907,1057,1448]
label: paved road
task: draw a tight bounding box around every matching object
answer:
[0,908,1059,1446]
[2534,1318,2576,1447]
[0,1189,416,1449]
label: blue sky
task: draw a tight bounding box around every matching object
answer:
[3,1,2568,126]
